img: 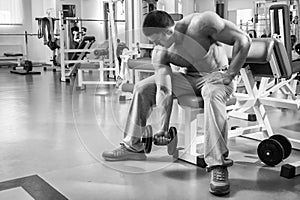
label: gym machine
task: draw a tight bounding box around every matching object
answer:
[0,31,41,75]
[56,1,125,83]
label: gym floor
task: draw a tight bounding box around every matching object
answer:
[0,67,300,200]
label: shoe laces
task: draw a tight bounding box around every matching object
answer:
[212,167,227,182]
[112,143,128,156]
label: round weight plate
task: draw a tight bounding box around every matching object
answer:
[257,139,284,166]
[144,125,153,154]
[167,127,178,155]
[295,43,300,55]
[269,134,292,159]
[167,127,176,138]
[24,60,33,72]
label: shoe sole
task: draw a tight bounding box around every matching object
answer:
[103,155,147,161]
[209,188,230,196]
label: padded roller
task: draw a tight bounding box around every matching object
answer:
[127,58,152,70]
[224,38,274,64]
[225,38,293,79]
[93,49,108,57]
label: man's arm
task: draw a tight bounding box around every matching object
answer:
[151,46,173,107]
[203,12,251,84]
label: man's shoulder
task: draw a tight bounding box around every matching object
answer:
[190,11,221,23]
[178,12,221,31]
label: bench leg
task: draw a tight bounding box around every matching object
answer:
[174,106,204,166]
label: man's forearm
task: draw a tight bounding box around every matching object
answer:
[154,69,173,133]
[155,72,172,106]
[226,36,251,79]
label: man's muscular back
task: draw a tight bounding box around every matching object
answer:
[155,11,228,73]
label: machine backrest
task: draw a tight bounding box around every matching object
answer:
[70,36,96,61]
[224,38,293,79]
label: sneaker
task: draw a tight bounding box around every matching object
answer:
[102,143,147,161]
[209,166,230,196]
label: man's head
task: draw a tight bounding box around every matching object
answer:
[142,10,175,47]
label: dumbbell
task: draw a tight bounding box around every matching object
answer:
[141,125,178,155]
[257,134,292,166]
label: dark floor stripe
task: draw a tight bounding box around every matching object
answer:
[0,175,68,200]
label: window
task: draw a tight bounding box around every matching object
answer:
[0,0,23,25]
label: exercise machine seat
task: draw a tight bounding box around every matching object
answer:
[177,95,204,109]
[4,53,23,57]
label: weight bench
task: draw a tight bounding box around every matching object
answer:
[1,53,23,67]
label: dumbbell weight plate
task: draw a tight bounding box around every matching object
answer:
[295,43,300,55]
[144,125,153,154]
[167,127,178,155]
[24,60,33,72]
[257,139,284,166]
[269,134,292,159]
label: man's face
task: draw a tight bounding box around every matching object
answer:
[147,30,173,47]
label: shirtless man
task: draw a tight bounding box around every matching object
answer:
[102,10,251,196]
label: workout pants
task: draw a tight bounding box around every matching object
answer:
[123,71,234,167]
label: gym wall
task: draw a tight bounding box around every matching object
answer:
[228,0,256,10]
[81,0,126,44]
[30,0,51,63]
[81,0,105,43]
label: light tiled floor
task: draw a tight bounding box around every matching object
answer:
[0,67,300,200]
[0,188,33,200]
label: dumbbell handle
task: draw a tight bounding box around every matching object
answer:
[141,136,171,145]
[153,136,171,145]
[142,125,177,154]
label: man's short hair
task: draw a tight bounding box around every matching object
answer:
[142,10,174,36]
